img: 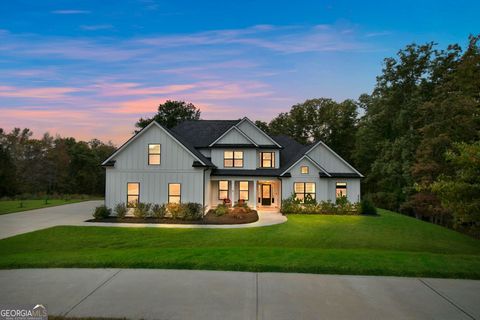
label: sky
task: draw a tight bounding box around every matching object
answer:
[0,0,478,144]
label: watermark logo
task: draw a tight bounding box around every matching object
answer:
[0,304,47,320]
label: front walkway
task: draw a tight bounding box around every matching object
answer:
[1,269,478,320]
[0,201,287,239]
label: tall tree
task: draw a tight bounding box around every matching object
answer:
[135,100,201,130]
[268,98,358,162]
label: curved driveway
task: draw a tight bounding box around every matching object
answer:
[0,200,287,239]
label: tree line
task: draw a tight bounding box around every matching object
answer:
[0,128,116,197]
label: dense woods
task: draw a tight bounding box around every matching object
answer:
[0,128,115,197]
[0,35,478,235]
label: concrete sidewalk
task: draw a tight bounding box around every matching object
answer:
[0,269,478,320]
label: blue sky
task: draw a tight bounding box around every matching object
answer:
[0,0,478,143]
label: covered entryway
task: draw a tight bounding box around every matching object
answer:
[256,180,280,210]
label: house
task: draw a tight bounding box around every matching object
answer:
[101,117,362,212]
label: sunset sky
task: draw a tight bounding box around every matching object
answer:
[1,0,478,145]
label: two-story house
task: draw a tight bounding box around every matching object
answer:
[101,117,362,212]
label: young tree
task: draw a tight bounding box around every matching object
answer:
[135,100,201,130]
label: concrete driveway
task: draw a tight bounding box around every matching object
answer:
[0,200,102,239]
[0,269,478,320]
[0,200,287,240]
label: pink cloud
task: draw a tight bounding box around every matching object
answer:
[0,85,79,99]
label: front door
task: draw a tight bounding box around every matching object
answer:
[261,184,271,206]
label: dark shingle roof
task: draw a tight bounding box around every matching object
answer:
[171,120,240,147]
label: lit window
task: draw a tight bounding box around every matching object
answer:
[260,152,275,168]
[218,180,229,200]
[336,182,347,198]
[127,182,140,208]
[239,181,249,200]
[300,166,309,174]
[224,151,243,168]
[168,183,181,203]
[294,182,316,203]
[148,144,161,165]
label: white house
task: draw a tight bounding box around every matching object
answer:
[101,117,363,212]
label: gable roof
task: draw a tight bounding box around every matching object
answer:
[101,121,213,167]
[209,125,258,147]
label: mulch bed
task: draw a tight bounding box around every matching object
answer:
[86,210,258,225]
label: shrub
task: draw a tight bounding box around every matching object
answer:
[167,203,184,219]
[133,202,151,219]
[280,194,302,214]
[151,204,167,218]
[114,203,128,218]
[93,205,111,219]
[234,201,252,213]
[360,198,377,215]
[214,203,229,216]
[184,202,203,220]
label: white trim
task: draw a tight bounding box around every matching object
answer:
[208,125,258,147]
[237,117,282,147]
[101,121,206,166]
[280,154,331,177]
[306,141,363,177]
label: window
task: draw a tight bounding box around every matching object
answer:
[148,144,161,165]
[300,166,309,174]
[168,183,181,203]
[127,182,140,208]
[260,152,275,168]
[218,180,229,200]
[224,151,243,168]
[294,182,316,203]
[336,182,347,198]
[239,181,249,200]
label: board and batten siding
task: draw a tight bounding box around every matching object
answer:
[210,148,257,169]
[281,158,329,201]
[215,128,252,144]
[237,120,274,145]
[327,178,361,203]
[307,143,355,173]
[105,125,204,209]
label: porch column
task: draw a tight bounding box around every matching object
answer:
[230,179,235,205]
[252,179,257,210]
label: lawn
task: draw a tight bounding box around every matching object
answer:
[0,209,479,279]
[0,198,101,215]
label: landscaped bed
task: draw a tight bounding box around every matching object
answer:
[87,210,258,225]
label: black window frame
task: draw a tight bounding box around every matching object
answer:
[260,152,275,168]
[168,183,181,204]
[127,182,140,208]
[218,180,229,200]
[148,143,161,165]
[239,181,249,201]
[224,150,244,168]
[293,182,316,203]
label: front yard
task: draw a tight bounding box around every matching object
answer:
[0,209,479,279]
[0,199,101,215]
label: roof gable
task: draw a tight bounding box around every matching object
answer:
[236,117,282,147]
[210,126,257,146]
[101,121,211,166]
[306,141,363,176]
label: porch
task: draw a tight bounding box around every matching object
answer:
[209,177,281,211]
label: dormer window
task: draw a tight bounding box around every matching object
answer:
[148,144,161,165]
[224,151,243,168]
[301,166,309,174]
[260,152,275,168]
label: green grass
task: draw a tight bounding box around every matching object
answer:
[0,199,102,215]
[0,209,479,278]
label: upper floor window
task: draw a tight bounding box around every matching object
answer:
[294,182,315,203]
[127,182,140,208]
[239,181,249,200]
[336,182,347,198]
[260,152,275,168]
[224,151,243,168]
[168,183,181,203]
[148,144,161,165]
[300,166,309,174]
[218,180,229,200]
